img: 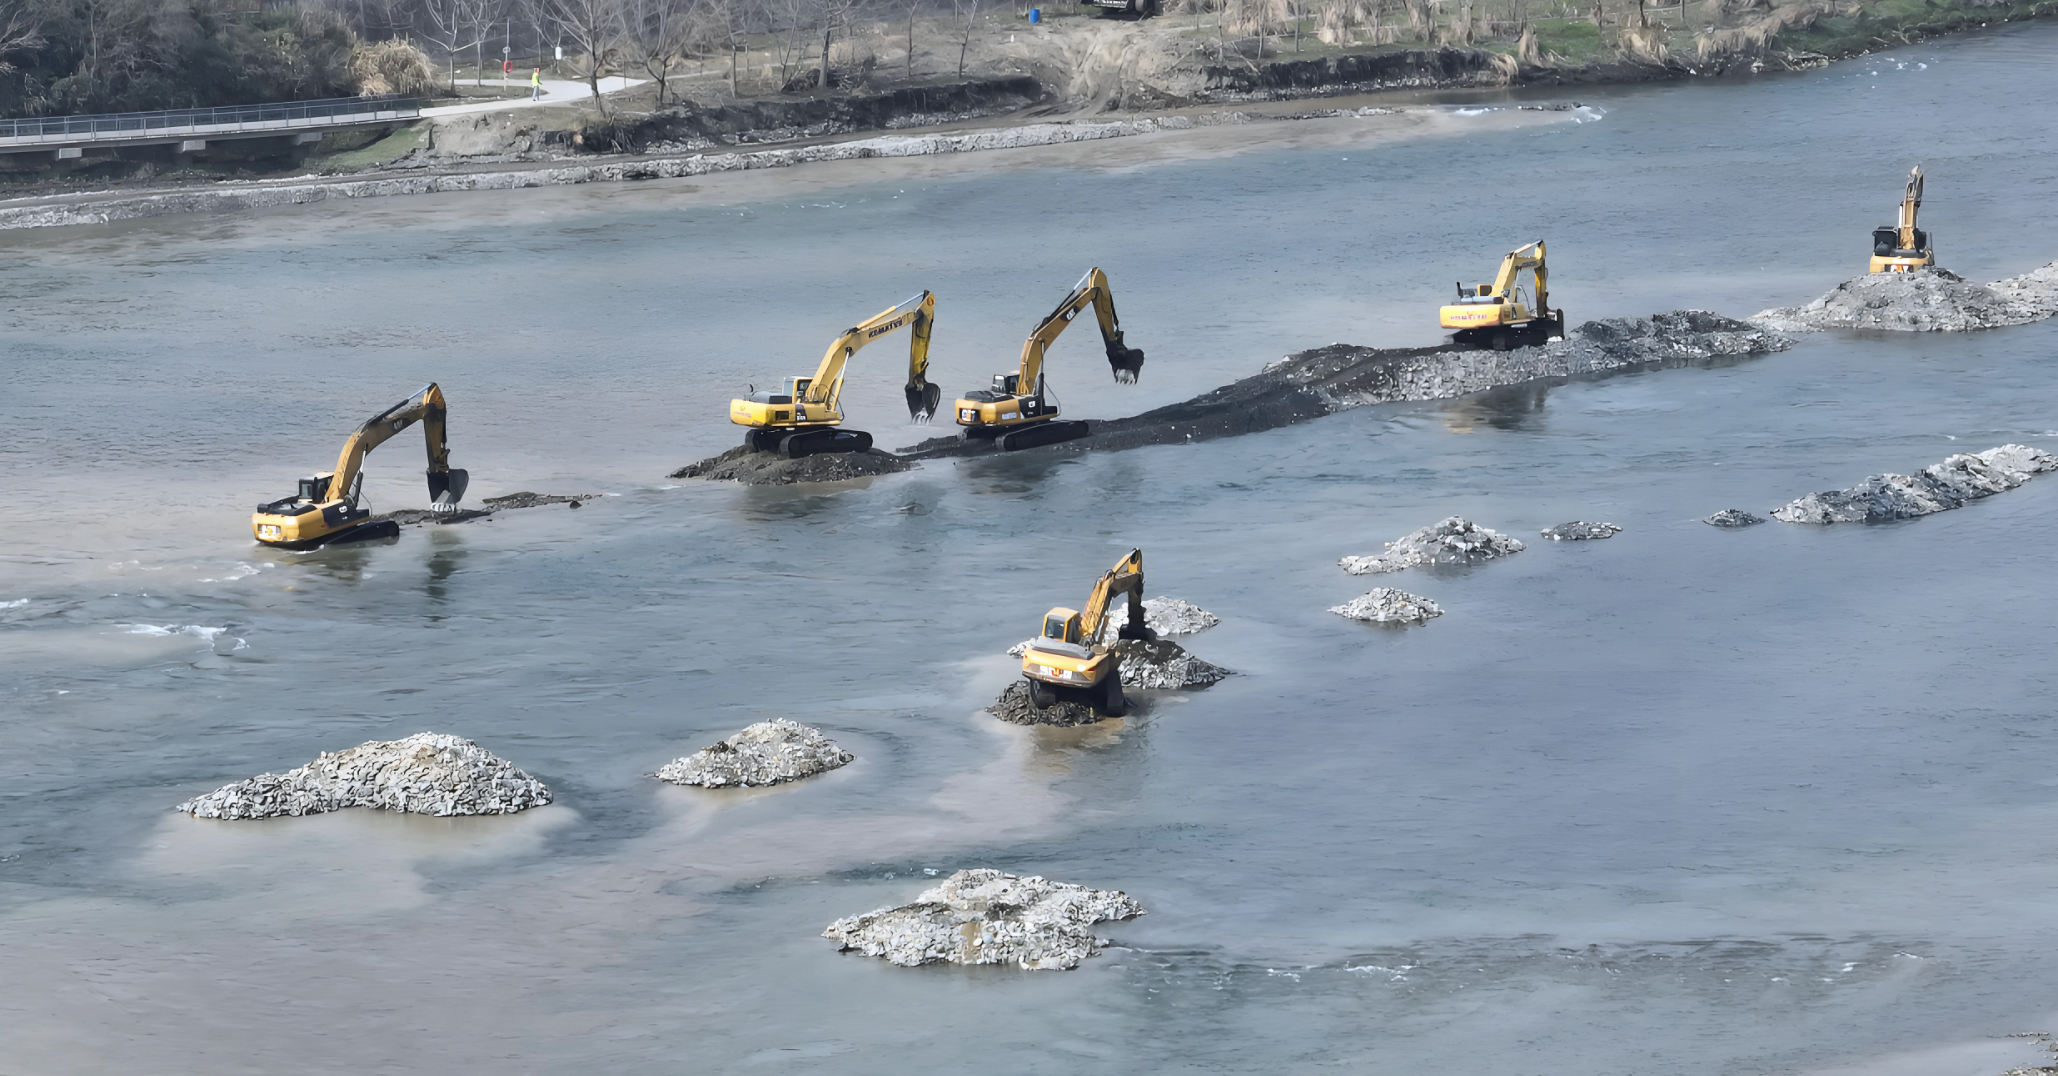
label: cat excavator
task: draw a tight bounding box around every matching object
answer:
[954,267,1146,452]
[1020,548,1155,718]
[1438,239,1564,350]
[1870,165,1935,273]
[250,383,468,548]
[730,291,940,458]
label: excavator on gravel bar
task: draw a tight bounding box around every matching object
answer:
[1439,240,1564,350]
[251,383,469,549]
[955,267,1146,452]
[1870,165,1934,274]
[731,291,940,458]
[1021,548,1155,718]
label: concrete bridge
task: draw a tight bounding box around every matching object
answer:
[0,96,421,160]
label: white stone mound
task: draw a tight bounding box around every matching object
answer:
[1772,444,2058,524]
[1115,637,1232,689]
[654,719,852,788]
[1751,263,2058,333]
[1541,521,1621,541]
[1007,596,1219,656]
[1330,588,1442,624]
[1340,516,1525,575]
[176,732,550,819]
[822,868,1143,971]
[1703,508,1765,528]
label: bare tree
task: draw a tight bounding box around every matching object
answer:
[624,0,698,103]
[951,0,976,77]
[903,0,917,79]
[0,0,44,75]
[425,0,493,89]
[544,0,629,110]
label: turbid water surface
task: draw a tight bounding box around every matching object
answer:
[5,23,2058,1076]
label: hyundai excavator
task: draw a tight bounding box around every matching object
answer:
[954,267,1146,452]
[1438,240,1564,350]
[730,291,940,458]
[1020,548,1155,718]
[1870,165,1935,274]
[250,383,469,548]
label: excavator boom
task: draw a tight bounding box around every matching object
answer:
[954,268,1146,450]
[730,291,940,456]
[250,382,468,548]
[1870,165,1934,273]
[1017,267,1147,391]
[1438,239,1562,349]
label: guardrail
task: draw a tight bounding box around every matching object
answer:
[0,95,421,147]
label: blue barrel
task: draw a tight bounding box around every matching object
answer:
[1028,7,1041,22]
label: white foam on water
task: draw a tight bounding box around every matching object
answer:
[119,624,229,641]
[0,598,28,609]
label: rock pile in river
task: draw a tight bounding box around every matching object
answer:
[1752,263,2058,333]
[1340,516,1525,575]
[652,719,853,788]
[1330,588,1441,624]
[1771,444,2058,524]
[671,445,912,485]
[1704,508,1766,528]
[822,868,1143,970]
[176,732,550,819]
[987,680,1101,726]
[1116,637,1232,689]
[1541,521,1620,541]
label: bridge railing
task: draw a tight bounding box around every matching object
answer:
[0,95,421,145]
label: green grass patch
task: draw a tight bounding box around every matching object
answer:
[306,122,429,173]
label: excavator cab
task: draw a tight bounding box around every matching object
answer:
[1043,609,1083,645]
[252,383,462,549]
[298,475,331,503]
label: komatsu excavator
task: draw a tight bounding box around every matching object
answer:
[250,383,468,548]
[1870,165,1935,274]
[954,267,1146,452]
[730,291,940,458]
[1438,240,1564,350]
[1020,548,1155,718]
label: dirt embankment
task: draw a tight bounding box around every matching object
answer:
[1752,262,2058,333]
[576,76,1046,154]
[672,445,913,485]
[901,310,1786,460]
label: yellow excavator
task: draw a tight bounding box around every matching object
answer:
[730,291,940,458]
[250,383,468,548]
[1438,240,1564,351]
[954,267,1146,452]
[1870,165,1934,274]
[1020,548,1155,718]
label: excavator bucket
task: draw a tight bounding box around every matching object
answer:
[1107,343,1145,385]
[428,468,469,514]
[906,381,942,423]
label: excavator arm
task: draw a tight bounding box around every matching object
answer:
[1899,166,1924,250]
[1078,548,1152,646]
[1462,239,1547,311]
[1016,267,1147,394]
[326,383,468,513]
[799,290,940,422]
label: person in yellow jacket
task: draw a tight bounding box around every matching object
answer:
[529,68,542,101]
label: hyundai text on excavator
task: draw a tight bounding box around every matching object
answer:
[1020,548,1155,718]
[1870,166,1935,274]
[730,291,940,458]
[250,383,469,548]
[1438,240,1564,350]
[954,267,1146,452]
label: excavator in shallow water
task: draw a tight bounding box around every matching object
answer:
[1438,239,1564,350]
[251,383,468,548]
[1870,165,1935,274]
[730,291,940,458]
[1020,548,1155,718]
[955,267,1146,452]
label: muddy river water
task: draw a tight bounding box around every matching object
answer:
[7,23,2058,1076]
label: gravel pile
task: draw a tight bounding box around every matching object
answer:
[1541,521,1620,541]
[672,445,913,485]
[987,680,1102,726]
[822,868,1143,970]
[652,719,853,788]
[1115,637,1232,689]
[1703,508,1766,528]
[1330,588,1442,624]
[1340,516,1525,575]
[1752,263,2058,333]
[176,732,551,819]
[1772,444,2058,524]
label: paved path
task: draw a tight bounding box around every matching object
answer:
[420,78,645,118]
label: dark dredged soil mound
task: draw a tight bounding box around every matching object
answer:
[375,508,493,526]
[986,680,1107,727]
[901,311,1786,460]
[483,492,594,509]
[672,445,914,485]
[374,492,596,527]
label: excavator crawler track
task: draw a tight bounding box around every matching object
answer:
[775,428,874,458]
[996,420,1091,452]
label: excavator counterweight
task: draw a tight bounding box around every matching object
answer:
[1020,548,1153,717]
[250,383,468,548]
[956,268,1146,452]
[731,291,939,458]
[1438,240,1564,351]
[1870,165,1935,274]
